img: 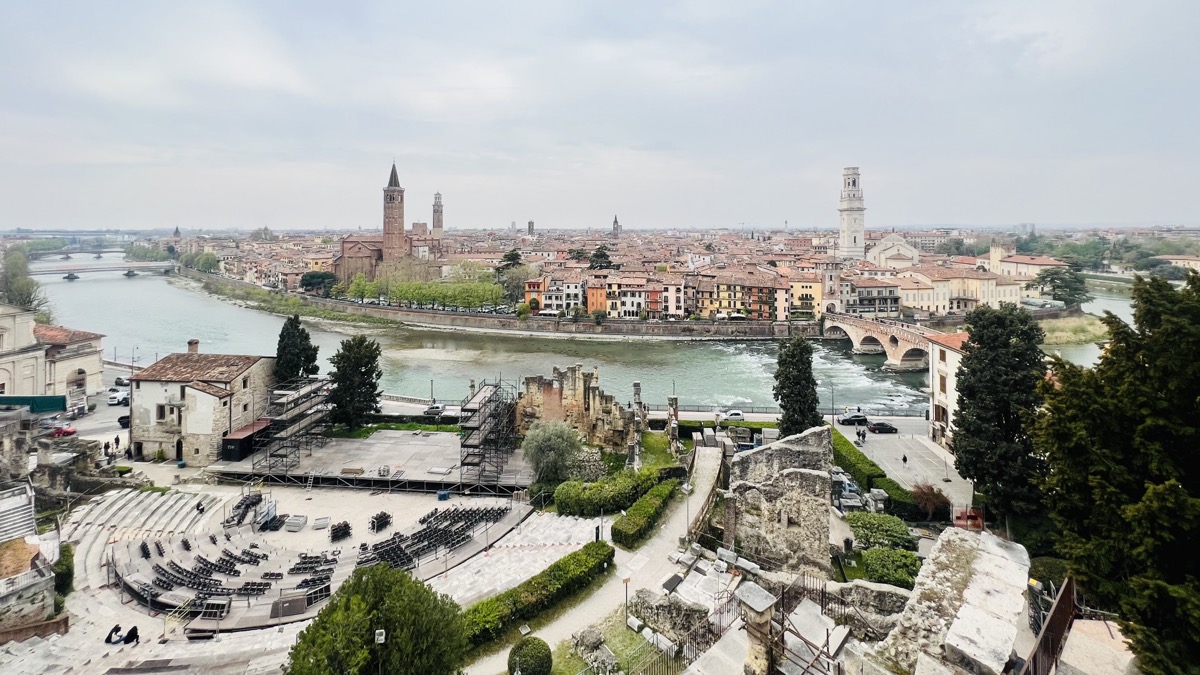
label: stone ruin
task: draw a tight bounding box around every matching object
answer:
[725,426,833,575]
[516,364,645,452]
[572,625,621,674]
[628,587,710,642]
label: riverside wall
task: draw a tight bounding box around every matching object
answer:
[179,268,817,341]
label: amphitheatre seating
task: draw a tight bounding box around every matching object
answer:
[368,504,511,571]
[329,521,352,542]
[223,493,264,528]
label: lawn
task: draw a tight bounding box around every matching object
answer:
[326,422,460,439]
[640,432,678,469]
[549,607,654,674]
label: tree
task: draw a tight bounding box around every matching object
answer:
[300,271,338,292]
[591,309,607,325]
[773,336,822,437]
[911,482,953,521]
[274,315,320,382]
[195,252,219,273]
[499,265,535,303]
[522,422,581,484]
[328,335,382,431]
[528,297,540,312]
[952,303,1046,518]
[348,273,370,302]
[567,248,588,261]
[1026,267,1091,306]
[508,636,552,675]
[498,248,522,272]
[1034,273,1200,673]
[588,246,615,270]
[1149,264,1188,281]
[289,565,466,675]
[934,238,970,256]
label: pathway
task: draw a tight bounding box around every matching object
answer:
[466,443,725,675]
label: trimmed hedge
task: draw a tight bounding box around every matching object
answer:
[611,479,679,548]
[830,427,921,521]
[554,467,660,517]
[874,478,922,521]
[464,541,615,646]
[846,512,914,550]
[862,547,922,590]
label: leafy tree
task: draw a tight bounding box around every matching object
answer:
[508,636,552,675]
[498,248,522,272]
[522,422,581,484]
[569,305,588,322]
[845,512,915,550]
[567,248,588,261]
[300,271,338,291]
[934,238,970,256]
[499,265,535,303]
[862,547,922,590]
[0,246,52,318]
[329,281,348,298]
[773,336,822,437]
[274,315,320,382]
[1034,273,1200,673]
[591,309,607,324]
[1026,267,1091,306]
[515,303,530,320]
[703,242,715,252]
[1149,264,1188,281]
[195,252,219,273]
[911,482,953,521]
[528,297,541,312]
[289,564,466,675]
[328,335,382,431]
[952,303,1046,518]
[179,252,197,268]
[348,273,370,302]
[588,245,615,270]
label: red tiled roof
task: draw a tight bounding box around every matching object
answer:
[33,324,105,345]
[132,353,267,383]
[928,332,970,351]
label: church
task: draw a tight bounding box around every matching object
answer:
[332,163,444,281]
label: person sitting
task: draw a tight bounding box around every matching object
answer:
[123,626,140,645]
[105,624,122,644]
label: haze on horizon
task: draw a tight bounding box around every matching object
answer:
[1,1,1196,233]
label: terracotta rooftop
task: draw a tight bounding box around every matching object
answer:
[33,324,105,345]
[188,381,234,398]
[929,332,970,352]
[1001,255,1067,266]
[132,353,267,383]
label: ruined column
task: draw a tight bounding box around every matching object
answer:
[735,582,778,675]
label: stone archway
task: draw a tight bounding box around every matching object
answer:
[856,335,885,354]
[69,368,87,392]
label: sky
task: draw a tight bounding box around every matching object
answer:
[1,1,1196,232]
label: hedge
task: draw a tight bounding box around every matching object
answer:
[862,547,922,590]
[830,428,886,489]
[611,479,679,548]
[845,512,914,550]
[464,541,615,646]
[554,467,660,517]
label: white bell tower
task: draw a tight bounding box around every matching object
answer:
[838,167,865,260]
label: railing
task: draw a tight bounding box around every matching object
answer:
[1019,577,1076,675]
[626,591,742,675]
[380,393,434,406]
[1,564,49,596]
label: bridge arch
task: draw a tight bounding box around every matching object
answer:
[821,313,936,371]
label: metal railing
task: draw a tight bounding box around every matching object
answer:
[1019,577,1076,675]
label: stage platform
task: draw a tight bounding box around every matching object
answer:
[205,429,533,495]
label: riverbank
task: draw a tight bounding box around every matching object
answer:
[1039,314,1109,345]
[178,268,814,342]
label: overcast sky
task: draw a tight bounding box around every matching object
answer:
[1,1,1195,232]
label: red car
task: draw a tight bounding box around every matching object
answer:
[48,424,77,438]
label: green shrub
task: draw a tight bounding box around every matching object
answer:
[874,478,922,521]
[611,479,678,548]
[1029,557,1070,586]
[53,543,74,596]
[508,636,552,675]
[114,465,133,477]
[862,547,922,589]
[846,512,914,550]
[553,468,660,517]
[830,428,886,490]
[54,593,65,616]
[463,541,614,647]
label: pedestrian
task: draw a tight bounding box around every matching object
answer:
[125,448,133,461]
[105,624,122,644]
[857,406,861,413]
[123,625,140,645]
[902,454,908,464]
[114,435,120,450]
[104,441,111,454]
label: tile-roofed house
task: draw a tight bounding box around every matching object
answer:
[128,341,276,467]
[34,323,105,414]
[929,331,970,447]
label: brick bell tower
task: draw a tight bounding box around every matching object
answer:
[383,162,406,262]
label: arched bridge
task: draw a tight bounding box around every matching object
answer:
[822,313,943,371]
[29,262,177,277]
[28,247,129,260]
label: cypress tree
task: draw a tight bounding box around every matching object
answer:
[773,335,823,437]
[273,314,320,383]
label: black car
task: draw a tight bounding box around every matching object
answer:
[114,377,130,386]
[118,415,130,429]
[868,421,899,434]
[837,413,869,426]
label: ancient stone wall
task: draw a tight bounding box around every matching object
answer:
[0,572,54,633]
[516,364,640,451]
[629,588,710,642]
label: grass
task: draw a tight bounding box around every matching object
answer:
[640,432,679,469]
[196,278,394,325]
[1039,314,1110,345]
[326,422,460,439]
[836,551,868,582]
[549,607,655,674]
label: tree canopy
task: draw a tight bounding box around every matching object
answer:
[274,314,320,383]
[195,251,219,273]
[1026,267,1091,306]
[773,335,823,437]
[522,422,581,484]
[588,245,616,270]
[328,335,382,431]
[300,271,338,293]
[289,564,467,675]
[952,303,1046,518]
[1034,273,1200,673]
[498,248,522,272]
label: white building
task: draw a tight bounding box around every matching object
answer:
[837,167,866,260]
[929,332,968,448]
[867,234,921,269]
[0,305,47,397]
[34,325,105,416]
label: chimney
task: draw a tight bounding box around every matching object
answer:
[187,339,199,354]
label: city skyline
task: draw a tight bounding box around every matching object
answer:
[1,1,1197,231]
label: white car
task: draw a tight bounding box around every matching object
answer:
[423,404,446,416]
[108,391,130,406]
[721,410,745,421]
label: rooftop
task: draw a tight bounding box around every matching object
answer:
[33,324,105,345]
[132,353,267,383]
[929,332,970,352]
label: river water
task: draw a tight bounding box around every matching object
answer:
[33,255,1134,411]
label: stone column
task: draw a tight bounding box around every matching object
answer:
[735,582,778,675]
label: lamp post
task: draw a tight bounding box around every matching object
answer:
[374,629,386,675]
[622,571,631,627]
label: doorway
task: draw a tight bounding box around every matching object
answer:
[175,439,183,461]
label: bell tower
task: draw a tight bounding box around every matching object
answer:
[838,167,865,260]
[383,162,406,261]
[431,192,444,239]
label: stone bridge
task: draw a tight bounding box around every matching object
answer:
[822,313,941,370]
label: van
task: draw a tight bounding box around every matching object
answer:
[537,310,561,317]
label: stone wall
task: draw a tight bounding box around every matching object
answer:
[629,588,710,642]
[516,364,641,451]
[0,570,54,633]
[728,427,832,574]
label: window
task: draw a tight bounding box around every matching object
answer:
[194,448,200,455]
[222,400,228,407]
[939,375,947,394]
[939,349,946,363]
[242,403,249,412]
[242,377,248,388]
[156,404,166,420]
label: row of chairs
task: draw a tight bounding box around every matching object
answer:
[330,521,352,542]
[224,493,264,528]
[196,554,241,577]
[235,581,273,596]
[261,571,283,580]
[368,511,392,533]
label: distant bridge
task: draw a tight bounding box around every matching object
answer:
[30,262,177,277]
[822,313,942,370]
[28,247,129,260]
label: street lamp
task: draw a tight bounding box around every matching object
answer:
[374,629,386,675]
[621,569,632,627]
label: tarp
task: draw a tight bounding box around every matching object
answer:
[0,395,67,414]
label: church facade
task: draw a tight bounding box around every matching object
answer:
[332,163,444,281]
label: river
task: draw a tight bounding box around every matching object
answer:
[32,255,1136,411]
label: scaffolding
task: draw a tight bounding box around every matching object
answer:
[458,380,518,488]
[251,377,332,474]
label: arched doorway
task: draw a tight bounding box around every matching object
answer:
[175,439,183,461]
[69,368,87,392]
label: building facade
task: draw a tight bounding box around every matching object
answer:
[837,167,865,260]
[0,305,47,397]
[928,332,968,448]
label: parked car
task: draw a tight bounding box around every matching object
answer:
[118,415,130,429]
[108,391,130,406]
[868,421,898,434]
[721,410,746,421]
[423,404,446,416]
[837,413,870,426]
[114,377,130,386]
[48,424,77,438]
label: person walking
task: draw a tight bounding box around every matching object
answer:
[114,435,120,450]
[902,454,908,465]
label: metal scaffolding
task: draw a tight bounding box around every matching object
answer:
[251,377,331,474]
[458,380,518,488]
